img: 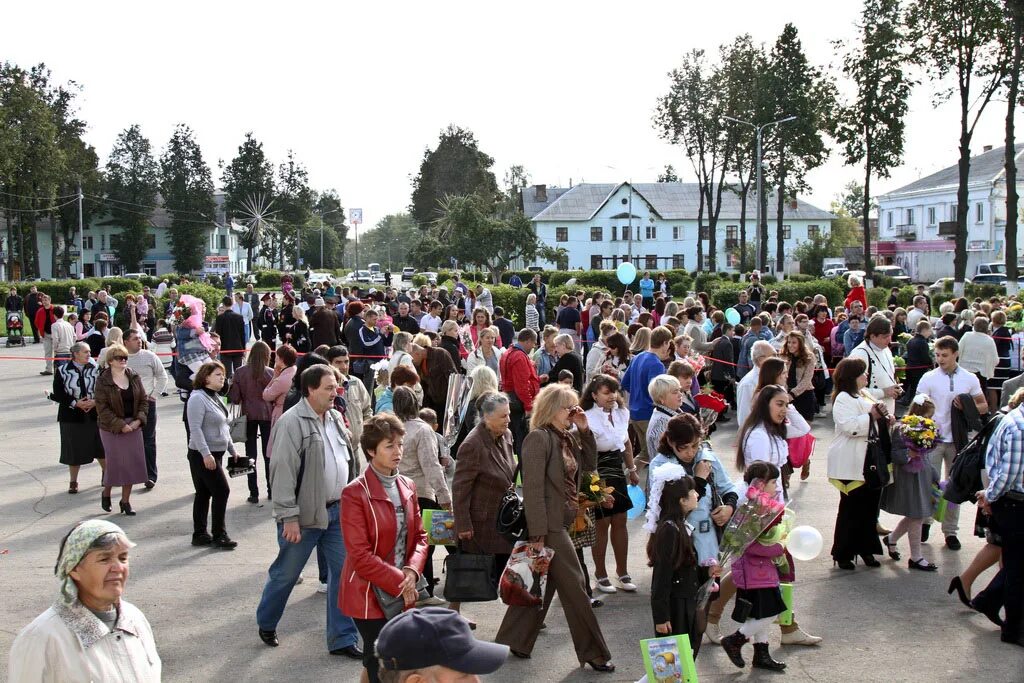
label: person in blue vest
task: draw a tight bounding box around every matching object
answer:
[508,273,523,288]
[639,272,655,309]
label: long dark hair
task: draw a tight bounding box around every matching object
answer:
[736,384,789,471]
[831,357,866,401]
[658,413,702,456]
[647,475,698,570]
[604,332,630,361]
[580,374,623,410]
[755,357,787,394]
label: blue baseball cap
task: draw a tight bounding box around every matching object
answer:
[376,607,509,674]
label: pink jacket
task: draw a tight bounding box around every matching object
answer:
[731,540,785,590]
[262,365,296,460]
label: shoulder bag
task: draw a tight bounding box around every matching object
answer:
[442,541,498,603]
[862,416,891,489]
[496,459,529,544]
[228,402,248,443]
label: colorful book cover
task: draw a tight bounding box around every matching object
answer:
[422,509,456,546]
[640,635,698,683]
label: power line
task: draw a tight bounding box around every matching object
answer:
[0,189,80,201]
[0,198,79,213]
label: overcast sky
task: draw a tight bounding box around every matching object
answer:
[6,1,1015,234]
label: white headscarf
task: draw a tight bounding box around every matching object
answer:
[643,463,689,534]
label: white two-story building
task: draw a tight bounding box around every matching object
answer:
[523,182,835,273]
[874,144,1024,282]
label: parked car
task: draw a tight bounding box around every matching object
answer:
[122,272,146,279]
[421,271,438,285]
[823,266,848,278]
[927,277,971,296]
[371,272,386,284]
[872,265,911,283]
[972,273,1007,286]
[401,267,416,280]
[344,270,371,283]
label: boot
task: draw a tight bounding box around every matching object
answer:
[720,631,748,668]
[752,642,786,671]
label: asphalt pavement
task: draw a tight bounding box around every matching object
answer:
[0,341,1018,682]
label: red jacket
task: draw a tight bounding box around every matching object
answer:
[339,469,429,620]
[500,344,540,411]
[844,286,867,312]
[35,306,55,336]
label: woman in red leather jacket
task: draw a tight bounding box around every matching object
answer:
[340,413,429,683]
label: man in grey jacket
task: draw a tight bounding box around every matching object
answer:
[256,365,363,658]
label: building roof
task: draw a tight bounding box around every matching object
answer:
[529,182,835,222]
[881,144,1024,198]
[521,185,571,218]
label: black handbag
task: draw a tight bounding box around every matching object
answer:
[443,542,497,603]
[863,418,891,489]
[496,461,529,544]
[373,575,430,621]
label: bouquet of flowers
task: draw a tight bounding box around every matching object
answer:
[696,481,786,609]
[682,351,705,375]
[898,413,938,473]
[171,301,193,325]
[893,355,907,380]
[694,389,728,436]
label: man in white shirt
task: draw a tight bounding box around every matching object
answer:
[124,328,168,488]
[233,292,255,343]
[736,341,776,426]
[50,306,76,369]
[419,301,443,333]
[848,317,900,415]
[474,284,494,313]
[915,335,989,550]
[630,294,645,323]
[906,296,929,331]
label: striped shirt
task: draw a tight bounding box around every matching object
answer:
[984,405,1024,501]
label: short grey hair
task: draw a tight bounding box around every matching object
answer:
[468,365,499,398]
[478,391,509,417]
[751,340,776,366]
[392,331,412,352]
[70,342,90,356]
[647,374,681,404]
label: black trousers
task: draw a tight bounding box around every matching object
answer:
[222,352,243,379]
[831,484,884,562]
[902,368,926,403]
[973,496,1024,641]
[142,400,157,482]
[187,449,230,536]
[508,396,528,458]
[26,311,40,343]
[353,618,387,682]
[711,379,735,414]
[245,419,271,497]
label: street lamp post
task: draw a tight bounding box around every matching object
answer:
[722,115,796,273]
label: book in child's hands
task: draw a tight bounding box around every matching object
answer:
[640,635,698,683]
[422,509,456,545]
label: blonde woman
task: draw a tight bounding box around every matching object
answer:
[495,384,615,671]
[97,327,124,367]
[780,331,817,421]
[465,326,504,380]
[629,327,652,355]
[525,293,540,331]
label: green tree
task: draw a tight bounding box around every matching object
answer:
[837,180,868,220]
[104,125,159,272]
[834,0,914,281]
[159,125,215,274]
[907,0,1009,294]
[657,165,680,182]
[409,125,499,230]
[274,151,314,270]
[358,213,420,271]
[312,189,347,269]
[1003,0,1023,292]
[220,132,275,270]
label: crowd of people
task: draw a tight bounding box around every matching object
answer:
[6,268,1024,681]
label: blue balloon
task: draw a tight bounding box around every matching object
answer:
[626,485,646,520]
[725,307,741,326]
[616,262,638,285]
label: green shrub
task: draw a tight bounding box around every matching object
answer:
[965,283,1004,300]
[250,270,305,289]
[411,274,427,287]
[709,278,845,310]
[760,274,778,285]
[787,274,815,283]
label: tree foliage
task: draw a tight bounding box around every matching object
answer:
[159,124,215,274]
[409,125,498,230]
[105,125,159,272]
[220,132,275,270]
[273,151,314,270]
[358,213,419,271]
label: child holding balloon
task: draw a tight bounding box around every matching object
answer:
[720,462,790,672]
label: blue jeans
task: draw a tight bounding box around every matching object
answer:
[256,502,359,651]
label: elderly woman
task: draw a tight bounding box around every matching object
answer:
[495,384,615,671]
[549,332,584,394]
[465,325,504,379]
[645,374,684,463]
[525,293,540,331]
[958,316,999,396]
[451,365,500,454]
[388,330,416,375]
[52,342,106,494]
[94,343,148,516]
[8,521,160,682]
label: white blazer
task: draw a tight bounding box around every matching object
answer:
[827,390,875,481]
[464,345,504,379]
[848,341,897,414]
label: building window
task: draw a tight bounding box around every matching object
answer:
[556,227,568,242]
[645,254,658,269]
[101,234,106,249]
[906,208,914,225]
[673,226,680,240]
[951,204,958,220]
[145,233,156,249]
[218,234,228,250]
[591,255,603,270]
[611,225,617,241]
[699,225,709,240]
[672,254,685,269]
[143,262,157,276]
[807,225,819,239]
[82,236,93,250]
[726,225,738,241]
[976,203,984,223]
[590,226,603,242]
[887,211,893,228]
[928,207,936,225]
[726,252,739,268]
[645,225,657,239]
[782,225,791,240]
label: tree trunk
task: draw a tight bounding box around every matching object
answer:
[49,215,59,278]
[5,208,12,279]
[776,168,786,279]
[739,184,749,273]
[954,105,973,297]
[247,245,253,273]
[706,188,718,273]
[1006,6,1022,295]
[863,153,872,280]
[759,178,769,273]
[696,184,706,272]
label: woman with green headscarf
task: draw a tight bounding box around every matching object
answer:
[8,520,161,682]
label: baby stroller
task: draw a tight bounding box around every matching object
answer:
[5,311,25,347]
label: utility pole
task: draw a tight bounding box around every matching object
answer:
[77,183,84,279]
[319,213,324,270]
[296,223,301,271]
[627,180,633,265]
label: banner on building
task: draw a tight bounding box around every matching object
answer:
[204,255,230,275]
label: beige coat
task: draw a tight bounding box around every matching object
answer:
[399,417,452,505]
[522,426,597,535]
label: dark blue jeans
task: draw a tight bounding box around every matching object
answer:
[256,501,359,651]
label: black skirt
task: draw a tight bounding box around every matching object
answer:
[737,587,787,620]
[831,483,884,561]
[593,450,632,519]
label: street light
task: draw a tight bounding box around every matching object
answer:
[722,115,796,273]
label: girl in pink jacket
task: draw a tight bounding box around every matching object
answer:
[720,462,790,672]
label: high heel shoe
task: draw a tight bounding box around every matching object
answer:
[860,554,881,567]
[584,661,616,673]
[883,535,901,561]
[948,576,971,607]
[119,500,136,516]
[833,559,856,570]
[101,495,111,512]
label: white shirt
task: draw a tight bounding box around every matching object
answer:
[232,301,253,324]
[742,411,810,504]
[916,365,983,442]
[420,314,442,333]
[321,416,350,502]
[585,405,630,452]
[126,349,168,399]
[907,307,927,331]
[736,367,761,427]
[50,319,76,355]
[848,341,898,414]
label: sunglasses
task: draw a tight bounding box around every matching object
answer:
[110,356,128,362]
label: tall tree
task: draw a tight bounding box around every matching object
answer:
[657,165,680,182]
[837,180,868,219]
[409,125,498,230]
[220,132,275,270]
[159,125,215,274]
[1004,0,1023,293]
[313,189,347,269]
[834,0,914,281]
[274,151,314,270]
[908,0,1009,294]
[764,24,834,278]
[358,213,420,270]
[105,125,159,272]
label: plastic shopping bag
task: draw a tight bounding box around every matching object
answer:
[499,541,554,607]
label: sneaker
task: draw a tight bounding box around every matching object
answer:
[705,622,723,644]
[780,626,823,646]
[595,577,617,593]
[416,596,448,607]
[616,575,638,592]
[317,581,328,594]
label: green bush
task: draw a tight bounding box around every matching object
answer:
[250,270,305,290]
[709,278,845,310]
[787,274,815,283]
[966,283,1005,300]
[411,275,427,287]
[760,274,778,285]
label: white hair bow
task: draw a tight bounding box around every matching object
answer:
[912,393,930,406]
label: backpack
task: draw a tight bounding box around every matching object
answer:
[944,409,1006,505]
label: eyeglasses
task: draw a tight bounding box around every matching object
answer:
[110,356,128,362]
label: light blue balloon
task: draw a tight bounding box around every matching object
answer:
[626,485,646,520]
[616,262,637,285]
[725,307,741,326]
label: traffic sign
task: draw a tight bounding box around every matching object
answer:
[351,208,363,225]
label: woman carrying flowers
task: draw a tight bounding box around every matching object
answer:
[880,395,941,571]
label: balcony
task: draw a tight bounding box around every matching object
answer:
[893,224,916,238]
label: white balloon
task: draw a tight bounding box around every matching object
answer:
[787,525,824,561]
